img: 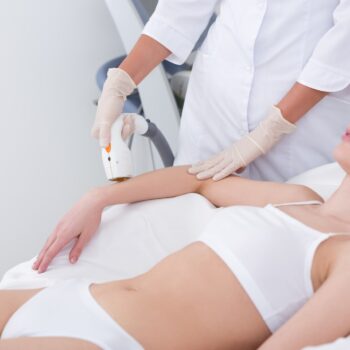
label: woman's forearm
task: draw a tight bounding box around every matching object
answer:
[119,34,171,85]
[93,164,317,210]
[96,166,201,208]
[33,166,203,272]
[276,82,328,123]
[33,164,321,271]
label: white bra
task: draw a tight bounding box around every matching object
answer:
[272,200,324,208]
[270,200,346,237]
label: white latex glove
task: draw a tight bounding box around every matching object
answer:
[121,114,136,141]
[92,68,136,147]
[189,106,296,181]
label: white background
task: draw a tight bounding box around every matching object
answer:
[0,0,156,276]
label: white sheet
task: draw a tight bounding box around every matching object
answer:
[287,162,345,200]
[0,193,216,289]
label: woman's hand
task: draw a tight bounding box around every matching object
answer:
[32,189,106,273]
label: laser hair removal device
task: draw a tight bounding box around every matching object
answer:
[102,113,148,182]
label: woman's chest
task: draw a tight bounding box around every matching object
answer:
[279,206,350,235]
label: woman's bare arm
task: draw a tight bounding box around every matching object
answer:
[277,82,328,124]
[95,165,322,209]
[33,165,322,272]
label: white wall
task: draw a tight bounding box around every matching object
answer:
[0,0,126,276]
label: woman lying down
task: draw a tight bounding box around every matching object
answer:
[1,126,350,350]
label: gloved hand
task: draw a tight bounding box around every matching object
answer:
[189,106,296,181]
[92,68,136,147]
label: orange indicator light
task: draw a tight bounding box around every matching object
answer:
[105,144,111,153]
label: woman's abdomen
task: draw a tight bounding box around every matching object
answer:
[92,242,271,350]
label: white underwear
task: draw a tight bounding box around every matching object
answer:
[1,279,144,350]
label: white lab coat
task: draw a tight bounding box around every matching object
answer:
[144,0,350,181]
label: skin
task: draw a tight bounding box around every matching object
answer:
[119,35,171,85]
[276,82,328,124]
[1,128,350,349]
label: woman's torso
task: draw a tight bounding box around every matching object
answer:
[91,203,350,348]
[175,0,350,181]
[4,203,349,349]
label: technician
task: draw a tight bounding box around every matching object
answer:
[92,0,350,181]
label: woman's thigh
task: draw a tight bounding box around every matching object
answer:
[0,337,100,350]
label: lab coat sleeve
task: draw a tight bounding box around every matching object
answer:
[142,0,219,65]
[298,0,350,92]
